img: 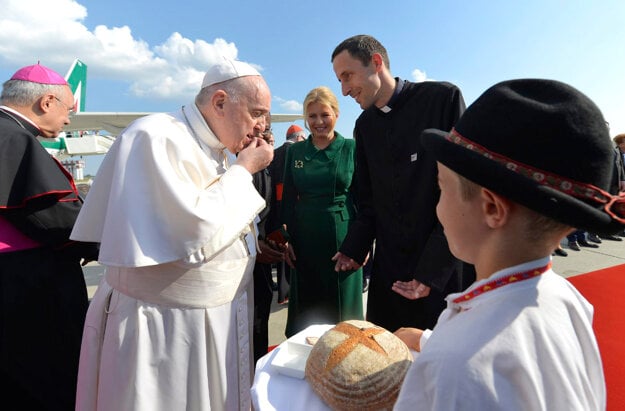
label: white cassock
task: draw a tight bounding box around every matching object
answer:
[394,257,606,411]
[70,102,265,411]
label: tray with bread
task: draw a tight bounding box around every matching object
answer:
[270,324,333,379]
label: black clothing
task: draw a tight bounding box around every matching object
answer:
[253,168,272,240]
[267,142,293,303]
[252,261,273,363]
[252,169,274,363]
[610,147,625,195]
[267,142,290,231]
[339,80,476,331]
[1,247,89,410]
[0,108,98,410]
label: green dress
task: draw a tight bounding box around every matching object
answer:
[281,132,364,337]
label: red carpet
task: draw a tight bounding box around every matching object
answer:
[568,264,625,410]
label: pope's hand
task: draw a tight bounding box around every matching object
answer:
[236,137,274,174]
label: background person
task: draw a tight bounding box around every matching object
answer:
[595,131,625,241]
[567,229,598,251]
[0,63,98,410]
[281,86,363,337]
[553,243,568,257]
[252,117,288,363]
[70,57,273,410]
[331,34,475,332]
[614,133,625,178]
[268,124,306,305]
[613,133,625,237]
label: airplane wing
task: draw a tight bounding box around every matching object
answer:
[66,112,153,134]
[66,112,304,134]
[267,113,305,124]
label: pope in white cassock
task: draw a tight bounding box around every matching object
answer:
[70,57,274,411]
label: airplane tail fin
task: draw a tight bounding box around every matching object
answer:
[64,59,87,113]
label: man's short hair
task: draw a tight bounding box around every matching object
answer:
[331,34,390,70]
[1,80,64,106]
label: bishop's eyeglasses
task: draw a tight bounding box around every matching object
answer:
[53,96,76,117]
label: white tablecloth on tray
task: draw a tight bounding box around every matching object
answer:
[251,324,332,411]
[250,323,419,410]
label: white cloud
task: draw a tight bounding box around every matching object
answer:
[0,0,241,100]
[411,68,433,82]
[273,96,302,113]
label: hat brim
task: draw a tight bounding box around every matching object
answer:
[421,128,622,235]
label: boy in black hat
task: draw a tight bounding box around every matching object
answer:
[392,79,622,410]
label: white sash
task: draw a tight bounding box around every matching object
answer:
[105,256,254,308]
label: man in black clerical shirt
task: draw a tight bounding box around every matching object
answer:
[331,34,475,332]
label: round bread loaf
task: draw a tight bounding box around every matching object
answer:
[305,320,413,410]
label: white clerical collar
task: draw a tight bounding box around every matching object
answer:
[378,78,404,113]
[0,105,39,129]
[183,103,225,151]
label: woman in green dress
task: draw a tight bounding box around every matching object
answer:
[282,86,364,337]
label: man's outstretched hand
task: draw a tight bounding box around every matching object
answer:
[391,279,431,300]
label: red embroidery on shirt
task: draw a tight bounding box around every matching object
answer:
[452,262,551,304]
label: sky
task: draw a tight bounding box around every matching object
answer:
[1,0,624,175]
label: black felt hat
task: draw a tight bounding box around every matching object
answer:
[422,79,625,235]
